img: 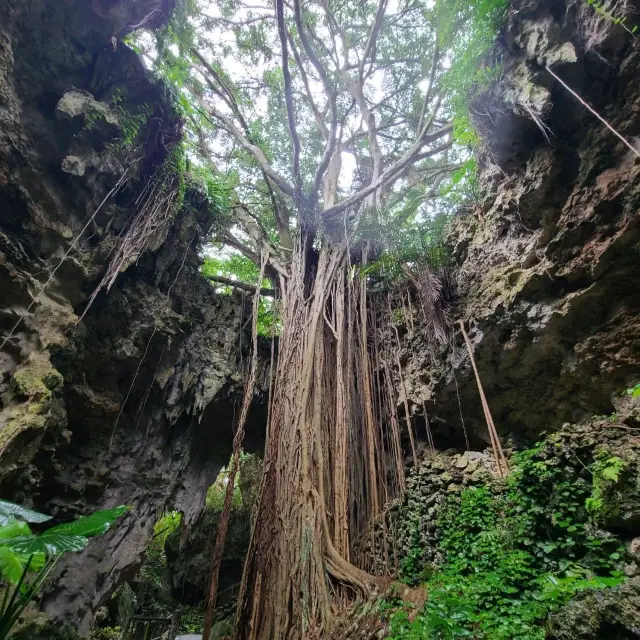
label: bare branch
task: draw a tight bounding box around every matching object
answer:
[264,178,293,250]
[414,140,453,162]
[339,71,384,205]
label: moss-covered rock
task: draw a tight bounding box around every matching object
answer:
[548,576,640,639]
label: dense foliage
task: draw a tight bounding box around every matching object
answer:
[386,431,631,639]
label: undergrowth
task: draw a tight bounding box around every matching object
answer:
[386,434,628,639]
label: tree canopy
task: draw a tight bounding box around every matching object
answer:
[137,0,505,287]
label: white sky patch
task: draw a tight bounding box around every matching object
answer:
[339,152,356,191]
[418,78,431,93]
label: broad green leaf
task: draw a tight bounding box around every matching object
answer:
[23,551,46,572]
[0,546,46,583]
[0,521,31,539]
[46,506,127,538]
[0,546,25,584]
[0,533,88,555]
[0,500,51,526]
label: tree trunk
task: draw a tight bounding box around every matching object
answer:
[234,239,386,639]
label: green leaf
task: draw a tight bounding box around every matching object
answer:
[0,500,51,526]
[0,520,31,539]
[0,546,25,584]
[0,533,88,555]
[45,506,127,538]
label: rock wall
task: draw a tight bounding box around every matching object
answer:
[0,0,266,633]
[400,0,640,447]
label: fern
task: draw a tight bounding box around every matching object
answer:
[586,451,627,519]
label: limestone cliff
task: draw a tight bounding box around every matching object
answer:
[400,0,640,448]
[0,0,266,633]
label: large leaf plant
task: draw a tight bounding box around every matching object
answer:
[0,499,127,638]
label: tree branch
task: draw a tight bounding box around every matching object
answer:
[218,233,261,264]
[193,94,296,198]
[276,0,303,198]
[207,275,275,297]
[286,29,328,139]
[233,207,289,277]
[293,0,339,211]
[419,46,440,131]
[323,122,453,217]
[192,49,251,134]
[359,0,388,82]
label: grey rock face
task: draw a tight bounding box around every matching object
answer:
[0,0,267,635]
[396,0,640,449]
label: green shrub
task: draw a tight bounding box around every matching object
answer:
[391,435,627,639]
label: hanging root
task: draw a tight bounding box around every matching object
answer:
[234,240,399,640]
[202,253,268,640]
[546,66,640,159]
[0,171,130,351]
[82,158,183,319]
[458,320,508,477]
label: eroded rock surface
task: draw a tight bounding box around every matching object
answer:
[0,0,266,633]
[400,0,640,447]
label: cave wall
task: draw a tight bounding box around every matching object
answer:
[0,0,266,634]
[401,0,640,448]
[2,0,640,633]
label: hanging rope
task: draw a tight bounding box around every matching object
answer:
[458,320,508,478]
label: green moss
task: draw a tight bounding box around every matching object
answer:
[11,357,63,399]
[0,356,64,453]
